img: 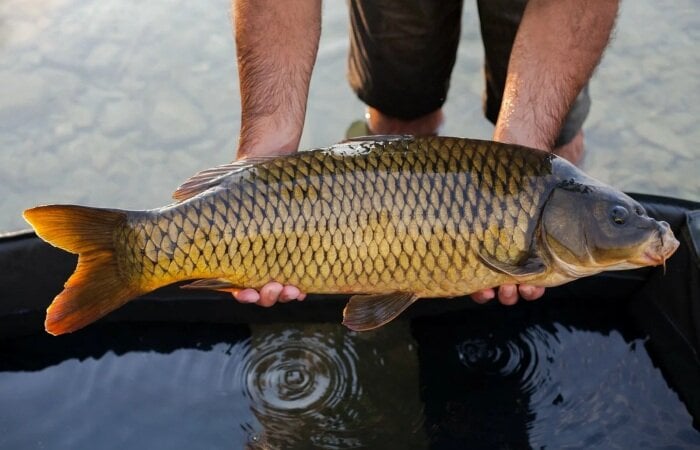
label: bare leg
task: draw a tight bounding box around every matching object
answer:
[366,107,444,136]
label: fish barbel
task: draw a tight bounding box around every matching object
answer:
[24,136,679,335]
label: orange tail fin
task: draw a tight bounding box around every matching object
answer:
[23,205,142,335]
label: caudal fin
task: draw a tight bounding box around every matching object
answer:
[23,205,142,335]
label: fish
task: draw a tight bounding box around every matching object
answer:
[23,136,679,335]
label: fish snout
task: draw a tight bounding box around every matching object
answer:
[657,221,680,259]
[639,221,680,266]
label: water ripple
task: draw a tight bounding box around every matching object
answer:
[220,325,416,449]
[456,325,558,398]
[239,329,359,421]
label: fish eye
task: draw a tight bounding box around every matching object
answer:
[610,205,629,225]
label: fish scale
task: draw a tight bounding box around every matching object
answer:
[25,136,679,334]
[118,137,551,297]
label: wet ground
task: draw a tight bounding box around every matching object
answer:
[0,0,698,232]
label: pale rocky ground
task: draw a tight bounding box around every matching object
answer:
[0,0,698,232]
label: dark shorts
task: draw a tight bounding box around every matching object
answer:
[347,0,590,146]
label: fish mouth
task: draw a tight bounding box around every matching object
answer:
[639,250,665,266]
[631,226,680,268]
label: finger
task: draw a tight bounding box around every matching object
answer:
[297,292,307,301]
[498,284,518,305]
[279,285,302,303]
[233,288,260,303]
[258,282,284,307]
[471,288,495,304]
[519,285,545,301]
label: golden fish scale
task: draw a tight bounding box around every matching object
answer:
[117,137,554,297]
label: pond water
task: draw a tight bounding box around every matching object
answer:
[1,1,699,449]
[2,298,699,449]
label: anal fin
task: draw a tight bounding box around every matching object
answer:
[342,292,418,332]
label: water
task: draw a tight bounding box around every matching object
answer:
[0,0,698,233]
[1,1,699,448]
[1,298,698,449]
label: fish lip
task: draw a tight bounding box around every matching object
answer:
[641,250,664,266]
[636,235,679,267]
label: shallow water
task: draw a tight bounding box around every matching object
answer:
[0,0,698,232]
[1,299,698,449]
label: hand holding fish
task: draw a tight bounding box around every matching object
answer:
[230,0,620,307]
[25,137,678,335]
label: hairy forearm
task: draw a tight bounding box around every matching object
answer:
[233,0,321,159]
[494,0,619,150]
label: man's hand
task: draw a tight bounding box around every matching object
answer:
[471,285,546,305]
[233,283,307,306]
[470,0,619,306]
[231,0,321,306]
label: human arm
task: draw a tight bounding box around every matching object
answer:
[493,0,619,149]
[233,0,321,159]
[474,0,620,304]
[231,0,321,305]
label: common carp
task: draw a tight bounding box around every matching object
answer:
[24,136,679,335]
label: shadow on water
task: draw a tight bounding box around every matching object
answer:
[413,295,700,449]
[0,321,427,449]
[1,295,699,449]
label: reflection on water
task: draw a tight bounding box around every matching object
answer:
[0,321,427,449]
[456,327,552,384]
[1,298,698,449]
[227,323,427,449]
[228,327,364,448]
[413,299,700,448]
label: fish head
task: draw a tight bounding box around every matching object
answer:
[539,181,679,277]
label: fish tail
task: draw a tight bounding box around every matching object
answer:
[23,205,142,335]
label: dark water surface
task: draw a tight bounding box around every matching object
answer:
[2,297,698,449]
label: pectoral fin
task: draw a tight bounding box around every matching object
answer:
[478,252,547,278]
[342,292,419,332]
[180,278,241,294]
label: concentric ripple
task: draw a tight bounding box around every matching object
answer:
[222,326,364,448]
[240,331,358,417]
[219,323,427,449]
[456,325,558,397]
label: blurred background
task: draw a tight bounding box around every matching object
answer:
[0,0,698,231]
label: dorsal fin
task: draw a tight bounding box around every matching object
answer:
[339,134,414,145]
[172,157,275,202]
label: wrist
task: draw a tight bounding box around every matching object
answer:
[236,118,302,160]
[493,121,552,152]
